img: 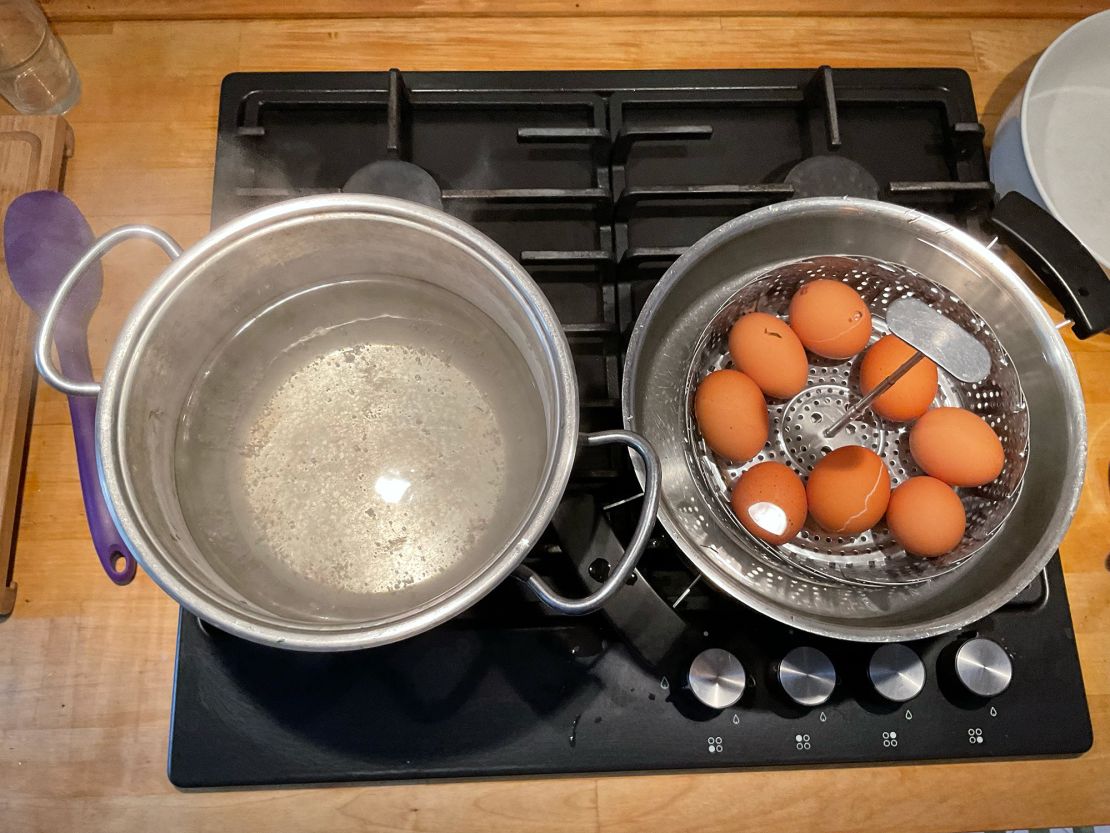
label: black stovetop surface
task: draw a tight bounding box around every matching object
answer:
[168,67,1091,788]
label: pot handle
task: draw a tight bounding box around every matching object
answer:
[516,429,661,616]
[35,225,183,397]
[987,192,1110,339]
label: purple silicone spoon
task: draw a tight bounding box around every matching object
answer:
[4,190,136,584]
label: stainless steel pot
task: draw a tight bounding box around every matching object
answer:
[36,194,660,651]
[623,196,1105,642]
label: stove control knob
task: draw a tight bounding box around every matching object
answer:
[869,644,925,703]
[954,638,1012,697]
[688,648,747,709]
[778,646,836,707]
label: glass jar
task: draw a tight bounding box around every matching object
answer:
[0,0,81,115]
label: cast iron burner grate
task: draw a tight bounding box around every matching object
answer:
[168,68,1090,788]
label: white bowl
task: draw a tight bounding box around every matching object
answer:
[990,10,1110,270]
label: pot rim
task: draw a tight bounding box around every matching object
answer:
[622,196,1087,642]
[96,194,580,651]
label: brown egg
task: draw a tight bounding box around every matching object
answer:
[909,407,1005,487]
[694,369,769,462]
[730,461,807,545]
[806,446,891,535]
[886,476,967,557]
[728,312,809,400]
[788,279,873,359]
[859,334,938,422]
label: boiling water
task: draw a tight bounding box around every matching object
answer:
[174,277,548,622]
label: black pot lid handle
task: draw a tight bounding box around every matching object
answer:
[987,191,1110,340]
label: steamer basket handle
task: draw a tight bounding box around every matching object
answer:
[987,191,1110,339]
[35,225,182,397]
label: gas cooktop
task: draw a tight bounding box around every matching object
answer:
[168,68,1091,788]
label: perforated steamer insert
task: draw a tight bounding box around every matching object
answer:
[685,255,1028,588]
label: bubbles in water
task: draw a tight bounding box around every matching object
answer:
[174,277,547,620]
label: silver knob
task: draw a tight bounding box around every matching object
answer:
[869,644,925,703]
[688,648,747,709]
[954,638,1012,697]
[778,646,836,707]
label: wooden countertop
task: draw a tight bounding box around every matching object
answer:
[2,4,1109,832]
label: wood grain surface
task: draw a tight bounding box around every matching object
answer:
[0,116,72,617]
[39,0,1110,21]
[2,6,1110,833]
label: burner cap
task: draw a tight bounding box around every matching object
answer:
[785,155,879,200]
[342,159,444,210]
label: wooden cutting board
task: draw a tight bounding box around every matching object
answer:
[0,116,73,617]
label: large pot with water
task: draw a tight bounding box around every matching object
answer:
[36,194,660,651]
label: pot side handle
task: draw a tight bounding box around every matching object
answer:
[515,430,661,616]
[35,225,183,397]
[987,191,1110,339]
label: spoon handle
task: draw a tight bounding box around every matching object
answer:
[53,325,136,584]
[31,220,181,584]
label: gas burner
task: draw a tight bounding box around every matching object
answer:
[340,70,444,209]
[343,159,443,208]
[785,155,880,199]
